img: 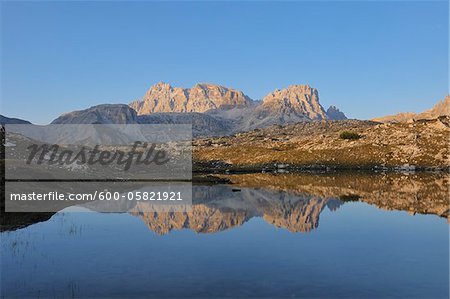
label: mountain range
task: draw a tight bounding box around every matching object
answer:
[1,82,449,137]
[51,82,347,136]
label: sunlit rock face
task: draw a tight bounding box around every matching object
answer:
[259,85,327,120]
[128,82,347,134]
[417,95,450,119]
[48,82,347,135]
[130,82,253,114]
[236,85,331,131]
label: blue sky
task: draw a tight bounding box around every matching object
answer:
[1,1,448,124]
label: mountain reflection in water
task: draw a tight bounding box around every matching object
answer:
[1,172,448,233]
[132,187,342,234]
[129,172,448,235]
[1,172,448,299]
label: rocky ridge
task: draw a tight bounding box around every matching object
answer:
[373,95,450,123]
[193,116,450,171]
[51,104,139,124]
[0,115,32,125]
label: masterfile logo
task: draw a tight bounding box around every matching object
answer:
[3,124,193,212]
[4,124,192,180]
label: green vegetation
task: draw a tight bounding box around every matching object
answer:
[339,131,361,140]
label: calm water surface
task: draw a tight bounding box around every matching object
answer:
[1,174,449,298]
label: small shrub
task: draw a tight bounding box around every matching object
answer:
[339,131,361,140]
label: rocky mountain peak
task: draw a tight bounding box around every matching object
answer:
[130,82,253,115]
[289,84,315,92]
[260,84,327,120]
[326,105,347,120]
[149,81,172,91]
[420,95,450,118]
[264,84,317,100]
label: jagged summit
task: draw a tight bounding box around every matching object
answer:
[130,82,253,115]
[129,82,346,124]
[236,84,348,131]
[326,105,347,120]
[260,84,327,120]
[418,95,450,119]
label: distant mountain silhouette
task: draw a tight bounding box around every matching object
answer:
[0,115,31,125]
[373,95,450,123]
